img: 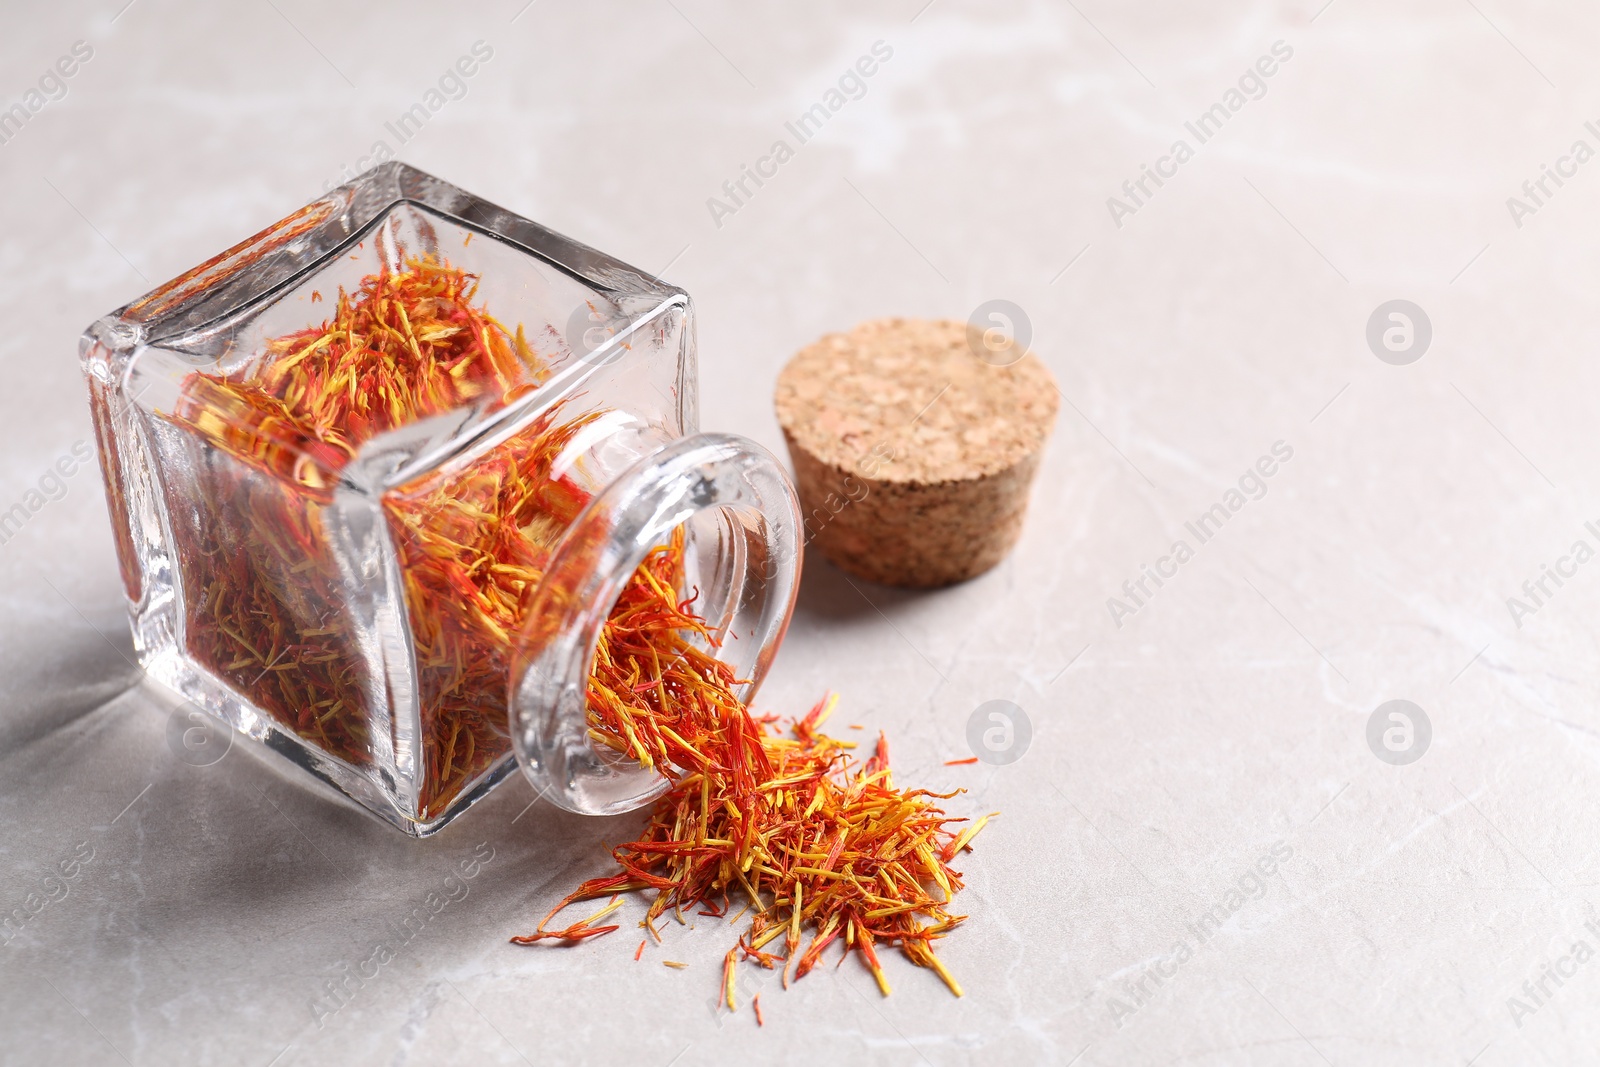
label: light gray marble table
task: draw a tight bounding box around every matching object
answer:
[2,1,1596,1063]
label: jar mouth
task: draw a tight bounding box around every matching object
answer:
[508,433,802,817]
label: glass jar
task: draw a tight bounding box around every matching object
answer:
[80,162,802,836]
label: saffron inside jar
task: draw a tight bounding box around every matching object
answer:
[171,254,628,816]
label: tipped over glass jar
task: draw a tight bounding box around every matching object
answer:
[80,163,801,836]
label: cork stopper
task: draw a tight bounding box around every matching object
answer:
[774,317,1058,588]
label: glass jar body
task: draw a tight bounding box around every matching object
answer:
[82,164,799,836]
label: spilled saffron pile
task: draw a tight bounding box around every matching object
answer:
[172,253,988,1007]
[515,535,991,1005]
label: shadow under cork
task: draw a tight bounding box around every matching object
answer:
[791,545,953,626]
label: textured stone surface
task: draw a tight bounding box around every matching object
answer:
[1,2,1597,1065]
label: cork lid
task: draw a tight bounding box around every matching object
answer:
[773,317,1059,484]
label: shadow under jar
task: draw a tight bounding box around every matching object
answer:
[80,162,802,836]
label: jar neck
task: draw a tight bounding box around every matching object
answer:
[508,433,802,816]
